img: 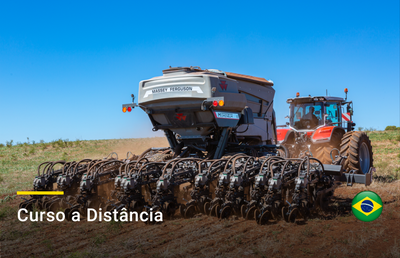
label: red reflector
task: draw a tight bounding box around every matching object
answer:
[213,101,218,107]
[127,107,132,112]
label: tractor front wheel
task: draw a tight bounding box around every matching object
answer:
[313,130,342,164]
[340,131,373,174]
[313,145,335,164]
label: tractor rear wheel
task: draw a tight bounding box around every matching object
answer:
[340,131,373,174]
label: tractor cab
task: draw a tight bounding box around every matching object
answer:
[287,96,348,132]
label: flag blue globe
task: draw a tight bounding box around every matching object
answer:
[361,200,374,213]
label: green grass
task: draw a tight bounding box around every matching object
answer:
[0,137,167,195]
[367,130,400,142]
[365,130,400,181]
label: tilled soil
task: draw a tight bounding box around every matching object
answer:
[1,182,400,258]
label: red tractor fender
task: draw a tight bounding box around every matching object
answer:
[277,128,292,144]
[311,126,345,144]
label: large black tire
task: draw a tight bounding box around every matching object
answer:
[313,145,335,164]
[340,131,373,174]
[313,130,342,164]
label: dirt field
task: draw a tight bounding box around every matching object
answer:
[1,131,400,258]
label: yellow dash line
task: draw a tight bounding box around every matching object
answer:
[17,191,64,195]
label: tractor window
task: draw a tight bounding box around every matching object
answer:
[325,102,340,124]
[290,102,323,130]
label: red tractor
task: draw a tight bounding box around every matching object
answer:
[277,89,373,174]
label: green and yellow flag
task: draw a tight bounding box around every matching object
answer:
[352,191,383,222]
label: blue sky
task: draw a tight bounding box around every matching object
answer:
[0,1,399,144]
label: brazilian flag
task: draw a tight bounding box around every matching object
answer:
[352,191,383,222]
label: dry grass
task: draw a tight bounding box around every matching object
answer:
[0,137,168,195]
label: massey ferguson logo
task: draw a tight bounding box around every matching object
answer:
[219,81,228,91]
[176,113,186,121]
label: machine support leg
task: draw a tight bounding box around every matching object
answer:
[164,129,178,150]
[213,128,232,159]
